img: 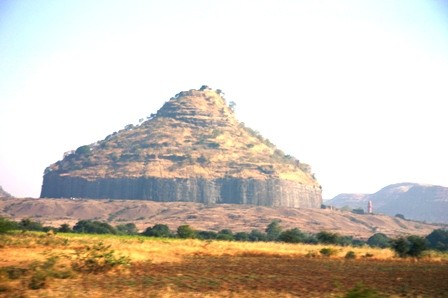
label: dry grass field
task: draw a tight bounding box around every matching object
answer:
[1,232,447,297]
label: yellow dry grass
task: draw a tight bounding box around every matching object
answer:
[0,232,401,267]
[2,232,448,297]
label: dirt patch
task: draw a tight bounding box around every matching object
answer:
[33,255,448,297]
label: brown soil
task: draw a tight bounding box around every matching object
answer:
[13,256,448,297]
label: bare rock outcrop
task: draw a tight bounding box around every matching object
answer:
[0,186,13,198]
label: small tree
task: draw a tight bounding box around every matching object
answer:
[266,220,282,241]
[249,229,267,242]
[197,230,217,240]
[142,224,172,238]
[116,223,138,235]
[73,220,116,234]
[19,218,43,231]
[367,233,391,248]
[395,214,406,220]
[58,223,72,233]
[278,228,307,243]
[0,217,17,233]
[406,235,427,257]
[234,232,250,241]
[426,229,448,251]
[217,229,234,241]
[352,208,365,215]
[75,145,91,155]
[316,231,340,244]
[391,235,427,257]
[177,225,196,239]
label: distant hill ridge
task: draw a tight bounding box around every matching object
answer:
[41,86,322,207]
[326,182,448,224]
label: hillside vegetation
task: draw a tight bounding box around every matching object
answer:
[45,87,316,184]
[1,198,442,239]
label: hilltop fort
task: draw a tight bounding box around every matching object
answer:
[41,86,322,208]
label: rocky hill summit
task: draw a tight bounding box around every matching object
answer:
[41,86,322,208]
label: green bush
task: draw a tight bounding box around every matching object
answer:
[320,247,338,257]
[278,228,307,243]
[395,214,406,220]
[197,230,218,240]
[316,231,340,244]
[75,145,91,155]
[142,224,172,238]
[0,217,17,233]
[345,251,356,259]
[1,266,27,279]
[71,242,130,274]
[265,220,282,241]
[351,208,365,215]
[9,255,74,290]
[73,220,116,234]
[19,218,43,231]
[177,225,196,239]
[367,233,391,248]
[426,229,448,251]
[116,223,138,235]
[391,235,427,258]
[58,223,72,233]
[248,229,267,242]
[344,283,384,298]
[234,232,250,241]
[217,229,234,241]
[29,270,47,289]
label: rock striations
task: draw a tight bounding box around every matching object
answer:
[41,87,322,208]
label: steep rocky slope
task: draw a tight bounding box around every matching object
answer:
[1,198,442,239]
[326,183,448,224]
[41,87,321,207]
[0,186,12,198]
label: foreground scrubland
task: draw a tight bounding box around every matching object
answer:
[1,232,447,297]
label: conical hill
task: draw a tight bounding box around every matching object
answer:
[41,87,322,208]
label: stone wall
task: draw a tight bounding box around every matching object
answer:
[41,173,322,208]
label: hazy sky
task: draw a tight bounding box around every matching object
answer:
[1,0,447,200]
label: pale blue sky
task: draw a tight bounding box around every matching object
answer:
[1,0,447,200]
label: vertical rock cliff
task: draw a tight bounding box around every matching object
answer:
[41,86,322,208]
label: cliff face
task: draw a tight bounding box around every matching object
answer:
[41,174,321,208]
[41,86,322,208]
